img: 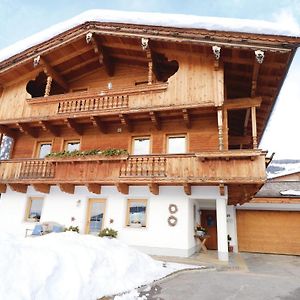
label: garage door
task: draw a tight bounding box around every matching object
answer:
[237,210,300,255]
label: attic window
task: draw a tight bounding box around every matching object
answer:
[26,72,65,98]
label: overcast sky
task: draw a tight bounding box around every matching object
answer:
[0,0,299,159]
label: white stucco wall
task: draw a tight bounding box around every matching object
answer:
[0,185,225,257]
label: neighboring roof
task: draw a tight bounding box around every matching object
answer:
[267,159,300,179]
[256,181,300,198]
[1,9,300,63]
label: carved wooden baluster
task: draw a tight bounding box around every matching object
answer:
[44,76,52,97]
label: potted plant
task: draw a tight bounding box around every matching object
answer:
[195,223,207,237]
[99,227,118,238]
[228,234,233,252]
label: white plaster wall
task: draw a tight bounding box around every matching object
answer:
[0,185,223,257]
[226,205,238,253]
[237,202,300,211]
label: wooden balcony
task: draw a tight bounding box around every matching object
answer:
[0,150,266,204]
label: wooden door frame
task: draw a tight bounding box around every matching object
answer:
[85,198,106,234]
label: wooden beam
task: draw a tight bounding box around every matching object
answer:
[182,109,191,128]
[0,125,16,138]
[0,184,7,193]
[183,183,191,195]
[16,123,39,138]
[116,183,129,194]
[251,61,260,97]
[219,184,225,196]
[87,33,114,76]
[119,114,132,132]
[33,184,50,194]
[64,118,83,135]
[58,184,75,194]
[9,184,28,193]
[34,56,69,91]
[39,121,60,137]
[148,183,159,195]
[61,57,99,75]
[90,116,106,133]
[149,111,161,130]
[87,183,101,194]
[224,97,262,110]
[141,38,153,84]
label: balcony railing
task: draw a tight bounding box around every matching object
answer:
[0,151,266,185]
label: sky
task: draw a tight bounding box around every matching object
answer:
[0,0,299,159]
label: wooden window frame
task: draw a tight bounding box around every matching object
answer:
[166,134,188,154]
[63,139,81,151]
[25,197,44,222]
[131,136,152,155]
[126,199,148,228]
[33,139,53,158]
[85,198,106,234]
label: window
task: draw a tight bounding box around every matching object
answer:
[37,142,52,158]
[26,197,44,222]
[167,135,186,154]
[64,140,80,152]
[126,199,147,227]
[0,135,13,160]
[132,137,150,155]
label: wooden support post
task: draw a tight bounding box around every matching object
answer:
[223,109,228,150]
[219,184,225,196]
[64,118,83,135]
[0,184,7,193]
[149,111,161,130]
[141,38,153,85]
[58,184,75,194]
[251,106,258,149]
[39,121,60,137]
[87,184,101,194]
[116,183,129,194]
[9,184,28,193]
[119,114,132,132]
[182,109,191,129]
[16,123,39,138]
[44,76,53,97]
[33,184,50,194]
[217,109,224,150]
[183,183,191,195]
[0,125,16,138]
[148,183,159,195]
[90,116,106,133]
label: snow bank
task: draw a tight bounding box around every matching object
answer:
[280,189,300,196]
[0,9,299,63]
[0,232,198,300]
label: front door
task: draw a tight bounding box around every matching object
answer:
[86,198,106,235]
[201,210,217,250]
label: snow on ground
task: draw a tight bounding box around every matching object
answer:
[0,9,299,63]
[0,232,200,300]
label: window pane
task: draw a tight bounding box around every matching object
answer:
[168,136,186,154]
[133,138,150,155]
[129,201,146,226]
[39,143,52,158]
[28,199,44,222]
[89,202,105,235]
[66,141,80,151]
[0,135,13,160]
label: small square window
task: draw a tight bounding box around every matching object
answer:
[132,137,150,155]
[127,199,147,227]
[64,140,80,152]
[37,142,52,158]
[26,197,44,222]
[167,135,186,154]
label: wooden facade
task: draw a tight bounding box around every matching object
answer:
[0,20,299,204]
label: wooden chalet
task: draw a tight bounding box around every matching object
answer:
[0,11,299,260]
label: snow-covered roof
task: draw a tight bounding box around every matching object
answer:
[267,160,300,179]
[280,189,300,196]
[1,9,300,64]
